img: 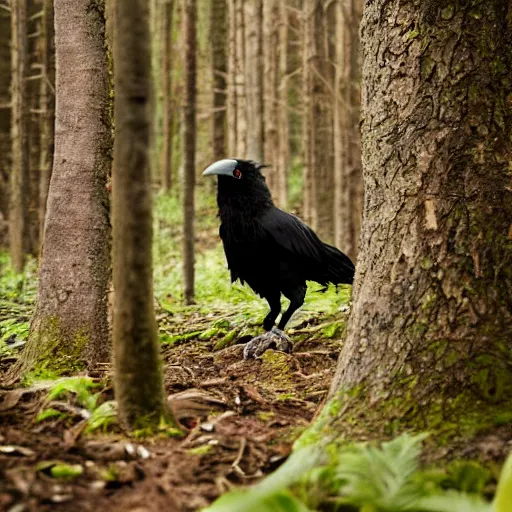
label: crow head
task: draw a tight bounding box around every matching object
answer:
[202,159,273,210]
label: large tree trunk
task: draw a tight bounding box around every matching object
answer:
[329,0,512,448]
[6,0,112,383]
[210,0,227,162]
[244,0,263,162]
[0,6,11,247]
[182,0,196,305]
[38,0,55,249]
[9,0,29,272]
[161,0,174,192]
[112,0,169,428]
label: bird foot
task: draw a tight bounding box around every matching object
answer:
[243,327,293,359]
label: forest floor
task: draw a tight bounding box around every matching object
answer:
[0,306,346,512]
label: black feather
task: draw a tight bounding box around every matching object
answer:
[213,159,354,331]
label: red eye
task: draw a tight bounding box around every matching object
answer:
[233,169,242,179]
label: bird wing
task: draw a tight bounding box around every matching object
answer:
[258,208,355,284]
[259,208,323,259]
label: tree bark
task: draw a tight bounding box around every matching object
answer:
[226,0,237,155]
[210,0,227,162]
[333,0,362,261]
[244,0,264,162]
[263,0,279,190]
[182,0,196,305]
[9,0,29,272]
[275,0,289,209]
[6,0,112,384]
[161,0,174,192]
[112,0,169,428]
[329,0,512,447]
[301,0,316,230]
[0,5,11,246]
[38,0,55,250]
[234,0,247,157]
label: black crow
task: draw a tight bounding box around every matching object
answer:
[202,158,355,358]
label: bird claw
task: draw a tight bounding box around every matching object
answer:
[243,327,293,359]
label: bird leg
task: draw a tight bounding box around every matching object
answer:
[263,293,281,331]
[243,293,292,359]
[277,289,306,330]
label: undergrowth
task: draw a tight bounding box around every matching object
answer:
[205,433,511,512]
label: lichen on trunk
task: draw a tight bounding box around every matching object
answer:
[327,0,512,455]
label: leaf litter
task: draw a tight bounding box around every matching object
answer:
[0,306,348,511]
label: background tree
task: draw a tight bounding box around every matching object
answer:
[182,0,197,305]
[263,0,278,190]
[7,0,112,382]
[226,0,237,155]
[161,0,174,192]
[112,0,170,427]
[329,0,512,441]
[275,0,289,208]
[333,0,362,262]
[302,0,334,242]
[210,0,227,162]
[9,0,29,272]
[37,0,55,248]
[0,0,11,246]
[234,0,247,157]
[244,0,264,162]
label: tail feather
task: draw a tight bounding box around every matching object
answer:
[317,243,355,286]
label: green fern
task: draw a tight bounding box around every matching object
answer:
[46,376,100,411]
[333,433,429,511]
[84,400,117,433]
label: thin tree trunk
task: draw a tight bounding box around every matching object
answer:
[226,0,237,155]
[333,0,347,253]
[9,0,29,272]
[112,0,169,428]
[38,0,55,249]
[275,0,289,209]
[234,0,247,157]
[245,0,264,162]
[301,0,317,230]
[161,0,174,192]
[0,6,11,246]
[334,0,362,259]
[329,0,512,448]
[6,0,112,384]
[263,0,279,191]
[210,0,227,161]
[345,0,362,259]
[313,0,334,242]
[182,0,196,305]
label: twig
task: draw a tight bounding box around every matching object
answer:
[230,437,246,469]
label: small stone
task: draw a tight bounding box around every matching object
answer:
[136,446,150,460]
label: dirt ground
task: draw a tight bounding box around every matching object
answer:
[0,313,344,512]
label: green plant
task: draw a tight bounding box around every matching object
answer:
[203,433,507,512]
[39,376,117,433]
